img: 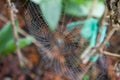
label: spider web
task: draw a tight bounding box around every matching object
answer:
[24,1,109,80]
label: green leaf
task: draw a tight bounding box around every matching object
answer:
[66,0,85,4]
[64,2,88,17]
[0,22,13,48]
[64,0,92,5]
[0,37,34,55]
[39,0,62,31]
[82,74,89,80]
[64,0,105,17]
[0,21,19,50]
[0,22,34,55]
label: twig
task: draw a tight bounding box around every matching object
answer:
[98,7,108,27]
[96,7,108,44]
[100,24,119,49]
[80,1,107,64]
[80,6,119,78]
[0,10,54,64]
[102,51,120,58]
[80,19,120,79]
[7,0,28,66]
[81,6,108,61]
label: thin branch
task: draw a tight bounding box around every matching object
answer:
[0,10,54,64]
[80,24,120,79]
[1,1,120,79]
[81,6,110,62]
[96,7,108,44]
[98,7,108,27]
[100,24,119,49]
[80,24,120,78]
[7,0,28,66]
[80,0,104,64]
[80,5,120,78]
[102,51,120,58]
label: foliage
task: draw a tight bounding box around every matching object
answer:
[0,22,34,55]
[82,74,90,80]
[39,0,62,31]
[31,0,105,31]
[64,0,104,17]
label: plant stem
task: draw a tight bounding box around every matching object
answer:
[7,0,27,66]
[102,51,120,58]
